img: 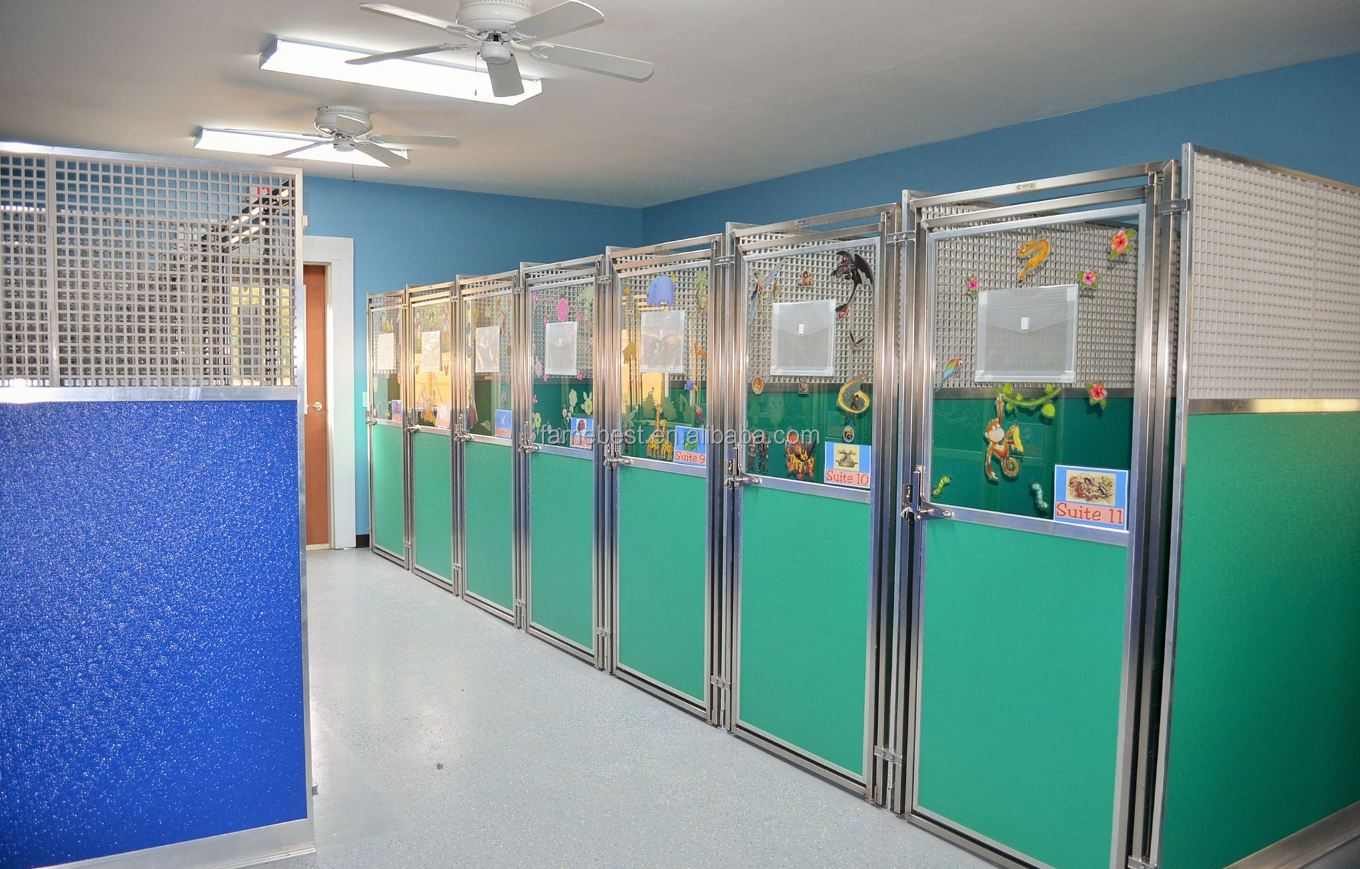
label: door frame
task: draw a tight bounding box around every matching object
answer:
[406,282,458,592]
[603,234,727,723]
[723,204,902,801]
[519,255,609,668]
[302,235,357,550]
[891,163,1178,869]
[455,270,521,625]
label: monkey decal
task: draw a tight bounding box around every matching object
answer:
[984,393,1025,481]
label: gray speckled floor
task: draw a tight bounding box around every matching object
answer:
[293,548,990,869]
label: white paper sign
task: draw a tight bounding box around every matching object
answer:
[475,325,501,373]
[421,330,442,372]
[544,321,578,377]
[375,332,396,372]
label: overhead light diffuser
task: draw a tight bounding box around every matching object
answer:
[194,128,408,168]
[260,38,541,106]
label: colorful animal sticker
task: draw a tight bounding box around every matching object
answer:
[1080,269,1100,290]
[932,476,952,498]
[557,296,570,322]
[1017,239,1051,282]
[1030,481,1050,515]
[798,379,810,396]
[832,250,873,347]
[582,392,594,415]
[843,424,855,443]
[751,376,764,395]
[749,262,783,323]
[1087,382,1108,409]
[695,271,709,312]
[798,270,814,287]
[984,393,1025,481]
[785,431,817,481]
[939,358,962,387]
[965,275,980,298]
[837,375,871,416]
[647,274,677,307]
[1110,229,1136,260]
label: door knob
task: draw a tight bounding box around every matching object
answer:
[311,401,323,411]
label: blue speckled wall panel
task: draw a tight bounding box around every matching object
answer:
[0,400,307,869]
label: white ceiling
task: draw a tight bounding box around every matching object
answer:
[2,0,1358,207]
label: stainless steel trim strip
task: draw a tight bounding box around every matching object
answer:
[910,163,1158,208]
[45,818,315,869]
[923,189,1147,230]
[0,387,299,403]
[911,807,1062,869]
[625,456,707,477]
[1225,799,1360,869]
[1187,398,1360,415]
[731,204,897,239]
[535,443,592,459]
[614,665,707,719]
[750,474,872,503]
[732,721,867,791]
[927,203,1144,241]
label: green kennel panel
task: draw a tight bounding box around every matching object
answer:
[1159,413,1360,869]
[411,431,453,581]
[916,520,1127,869]
[737,484,870,777]
[371,423,406,558]
[463,440,515,610]
[527,451,595,649]
[617,467,708,701]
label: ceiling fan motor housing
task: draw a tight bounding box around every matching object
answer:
[315,105,373,137]
[458,0,534,33]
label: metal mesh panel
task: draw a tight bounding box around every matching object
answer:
[527,267,598,381]
[0,148,299,388]
[928,213,1139,389]
[621,264,709,383]
[743,240,879,383]
[1187,152,1360,399]
[1,154,49,383]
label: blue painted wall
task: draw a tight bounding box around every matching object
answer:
[641,52,1360,241]
[0,401,307,869]
[303,179,641,536]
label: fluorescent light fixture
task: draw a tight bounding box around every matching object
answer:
[261,38,541,106]
[194,128,408,168]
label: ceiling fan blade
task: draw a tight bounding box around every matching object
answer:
[371,134,461,148]
[528,43,653,81]
[486,55,525,98]
[510,1,603,41]
[358,4,473,36]
[269,142,328,160]
[347,42,468,65]
[357,141,410,168]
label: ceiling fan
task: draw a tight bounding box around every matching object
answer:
[349,0,654,98]
[264,106,460,167]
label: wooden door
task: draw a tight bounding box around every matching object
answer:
[304,264,331,547]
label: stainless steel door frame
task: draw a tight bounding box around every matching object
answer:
[366,289,410,569]
[891,162,1178,869]
[721,205,902,800]
[406,282,457,593]
[519,255,608,667]
[604,235,726,721]
[455,270,520,625]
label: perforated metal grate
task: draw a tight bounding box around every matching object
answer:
[0,147,300,388]
[1187,152,1360,399]
[621,264,710,383]
[927,211,1140,389]
[0,154,49,383]
[742,240,880,383]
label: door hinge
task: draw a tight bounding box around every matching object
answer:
[1127,858,1156,869]
[1157,198,1188,215]
[873,746,903,765]
[886,230,916,245]
[595,627,610,638]
[709,676,731,691]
